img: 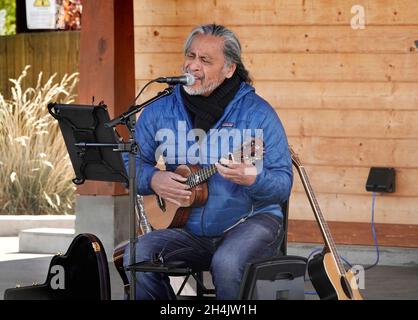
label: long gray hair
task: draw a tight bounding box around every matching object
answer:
[183,24,252,84]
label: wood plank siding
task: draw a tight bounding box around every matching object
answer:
[133,0,418,247]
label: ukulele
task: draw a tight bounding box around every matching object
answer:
[144,137,263,230]
[290,148,363,300]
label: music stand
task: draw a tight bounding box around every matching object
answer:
[48,103,129,186]
[48,86,174,300]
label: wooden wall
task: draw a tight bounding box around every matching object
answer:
[133,0,418,247]
[0,31,80,98]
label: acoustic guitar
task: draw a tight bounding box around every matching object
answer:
[290,148,363,300]
[144,137,263,230]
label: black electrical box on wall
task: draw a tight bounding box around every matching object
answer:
[365,167,396,193]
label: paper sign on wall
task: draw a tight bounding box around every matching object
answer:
[25,0,57,30]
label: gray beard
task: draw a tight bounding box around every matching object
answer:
[183,80,221,96]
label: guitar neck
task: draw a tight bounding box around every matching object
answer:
[186,164,218,188]
[185,137,262,188]
[293,160,347,276]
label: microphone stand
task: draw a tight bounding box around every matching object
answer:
[105,86,174,300]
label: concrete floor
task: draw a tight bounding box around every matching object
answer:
[1,237,417,300]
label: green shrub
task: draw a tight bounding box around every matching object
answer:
[0,0,16,35]
[0,66,78,215]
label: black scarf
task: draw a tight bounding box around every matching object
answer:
[180,71,242,132]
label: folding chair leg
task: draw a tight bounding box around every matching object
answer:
[176,274,191,296]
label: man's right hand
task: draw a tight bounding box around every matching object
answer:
[150,171,192,206]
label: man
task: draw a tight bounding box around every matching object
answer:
[123,24,293,300]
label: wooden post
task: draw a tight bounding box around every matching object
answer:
[75,0,135,259]
[77,0,134,196]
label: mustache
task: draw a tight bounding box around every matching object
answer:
[183,68,204,82]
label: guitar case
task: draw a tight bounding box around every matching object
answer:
[4,233,111,300]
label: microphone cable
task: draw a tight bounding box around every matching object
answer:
[127,73,194,113]
[127,78,159,113]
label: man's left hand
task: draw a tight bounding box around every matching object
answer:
[215,158,257,186]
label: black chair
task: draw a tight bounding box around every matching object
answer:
[236,201,308,300]
[130,200,294,300]
[237,254,307,300]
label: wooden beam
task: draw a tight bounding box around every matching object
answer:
[279,109,418,139]
[134,26,418,54]
[134,0,418,26]
[287,136,418,169]
[134,52,418,82]
[288,219,418,248]
[135,79,418,112]
[290,167,418,197]
[289,192,418,225]
[77,0,134,196]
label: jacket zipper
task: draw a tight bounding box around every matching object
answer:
[223,205,254,234]
[223,216,248,234]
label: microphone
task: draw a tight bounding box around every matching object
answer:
[155,73,195,86]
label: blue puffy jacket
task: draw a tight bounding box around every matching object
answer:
[126,82,293,237]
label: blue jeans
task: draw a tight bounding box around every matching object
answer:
[123,213,283,300]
